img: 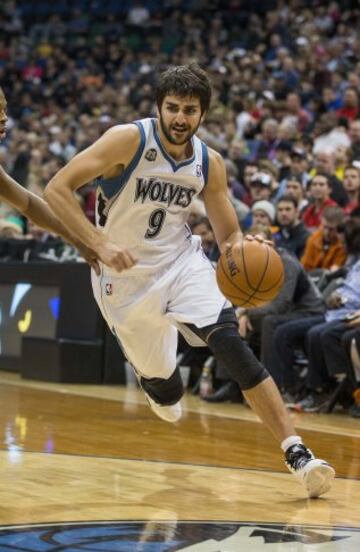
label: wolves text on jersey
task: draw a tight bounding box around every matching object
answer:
[134,177,197,208]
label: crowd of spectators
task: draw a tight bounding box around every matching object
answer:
[0,0,360,416]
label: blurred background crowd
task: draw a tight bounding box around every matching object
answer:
[0,0,360,417]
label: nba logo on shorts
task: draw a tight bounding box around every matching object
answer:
[105,283,112,296]
[196,164,202,177]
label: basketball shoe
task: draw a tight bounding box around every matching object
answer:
[285,444,335,498]
[144,393,182,423]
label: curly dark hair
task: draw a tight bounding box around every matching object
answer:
[155,62,212,114]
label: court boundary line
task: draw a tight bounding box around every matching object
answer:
[0,519,359,531]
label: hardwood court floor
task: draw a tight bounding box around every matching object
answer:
[0,370,360,550]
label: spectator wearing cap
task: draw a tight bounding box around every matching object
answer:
[251,200,276,228]
[249,171,273,202]
[273,146,310,201]
[301,206,347,273]
[273,195,310,258]
[285,176,308,214]
[258,159,280,196]
[302,173,338,232]
[343,166,360,217]
[242,172,273,229]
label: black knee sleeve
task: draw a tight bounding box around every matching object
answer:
[140,367,184,406]
[207,325,269,391]
[184,308,269,391]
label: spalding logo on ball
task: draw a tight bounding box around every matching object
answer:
[216,240,284,308]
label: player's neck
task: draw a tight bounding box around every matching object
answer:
[156,121,193,162]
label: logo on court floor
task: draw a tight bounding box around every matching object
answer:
[105,283,112,296]
[145,148,157,161]
[1,521,359,551]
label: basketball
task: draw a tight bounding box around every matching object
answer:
[216,240,284,308]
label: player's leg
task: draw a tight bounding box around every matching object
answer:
[91,270,183,423]
[194,311,334,497]
[114,318,183,423]
[167,251,335,497]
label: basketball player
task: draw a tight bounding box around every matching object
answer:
[44,64,335,498]
[0,87,99,271]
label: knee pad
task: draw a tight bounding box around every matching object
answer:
[207,324,269,391]
[140,367,184,406]
[184,307,269,391]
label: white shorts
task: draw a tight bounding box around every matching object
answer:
[92,242,230,380]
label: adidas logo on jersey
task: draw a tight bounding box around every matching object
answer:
[134,177,196,208]
[145,148,157,161]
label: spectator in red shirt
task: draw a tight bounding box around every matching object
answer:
[302,173,337,231]
[343,165,360,216]
[337,87,360,123]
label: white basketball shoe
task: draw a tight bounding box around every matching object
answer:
[145,393,182,423]
[285,443,335,498]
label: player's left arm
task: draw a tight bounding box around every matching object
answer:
[0,165,99,272]
[202,148,243,254]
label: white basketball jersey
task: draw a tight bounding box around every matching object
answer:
[95,118,209,276]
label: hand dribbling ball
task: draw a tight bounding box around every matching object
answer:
[216,240,284,308]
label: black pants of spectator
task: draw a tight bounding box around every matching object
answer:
[323,326,360,387]
[272,315,325,389]
[305,320,351,390]
[258,313,326,388]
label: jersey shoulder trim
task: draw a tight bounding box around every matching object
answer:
[201,141,209,186]
[97,121,146,199]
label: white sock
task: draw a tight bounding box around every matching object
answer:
[281,435,303,453]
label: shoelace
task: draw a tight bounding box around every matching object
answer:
[286,445,313,471]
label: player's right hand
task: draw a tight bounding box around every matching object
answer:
[96,242,138,272]
[244,234,273,247]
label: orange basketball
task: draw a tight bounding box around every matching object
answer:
[216,240,284,308]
